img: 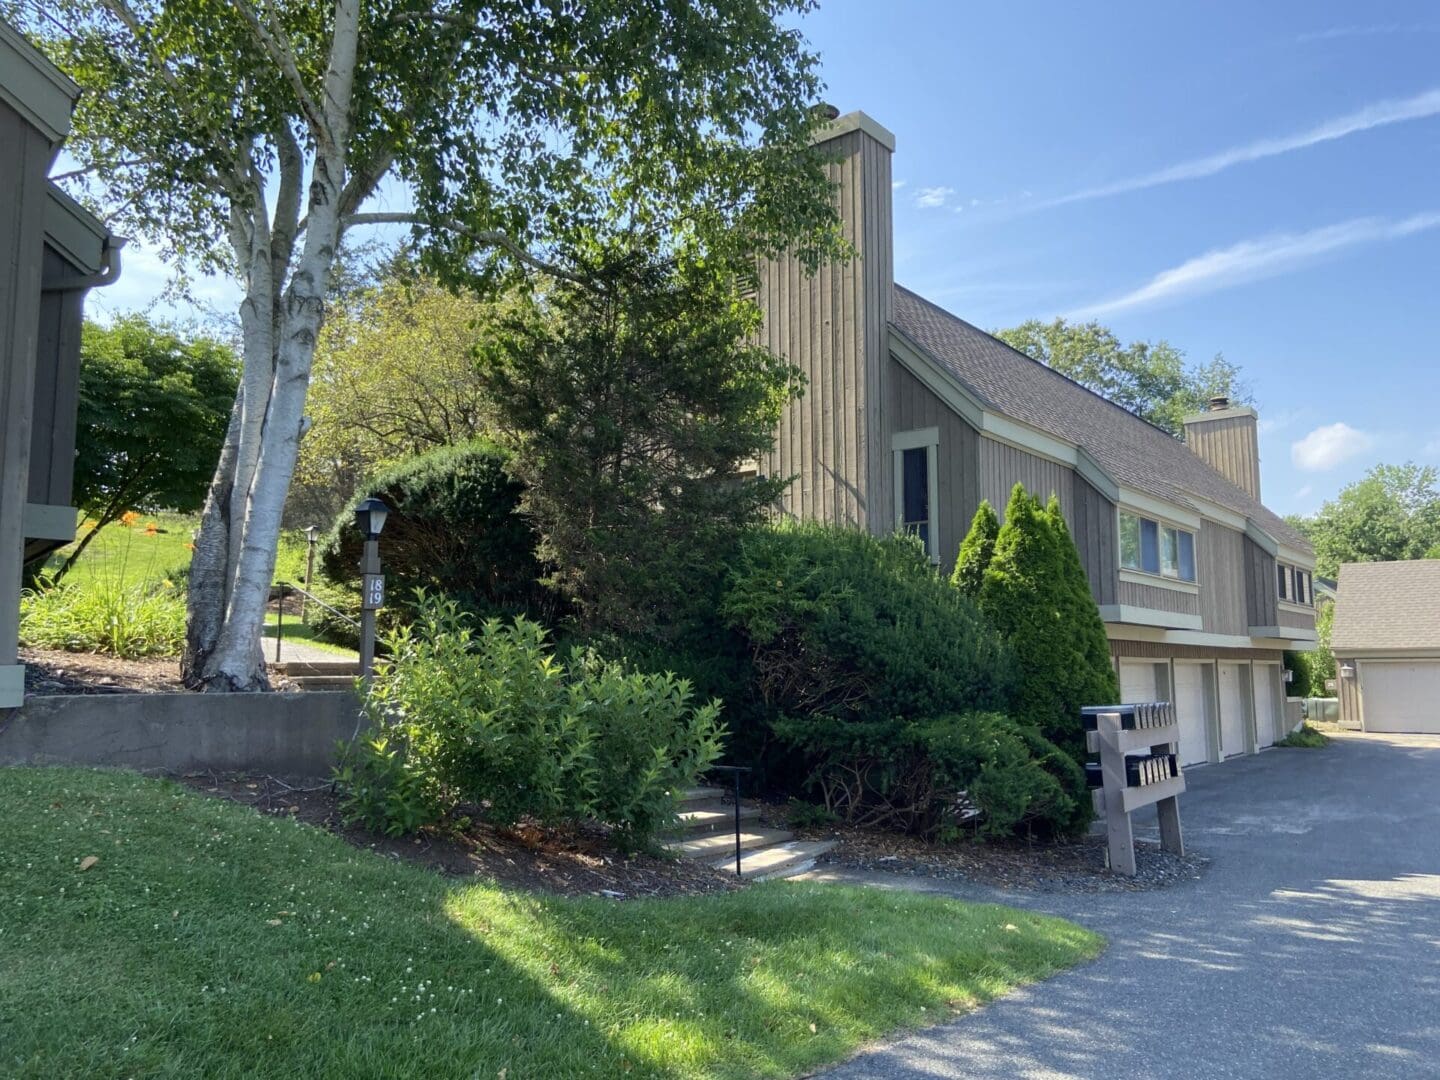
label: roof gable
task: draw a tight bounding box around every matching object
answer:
[1332,561,1440,652]
[889,284,1310,551]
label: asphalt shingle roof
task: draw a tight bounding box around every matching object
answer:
[890,285,1311,551]
[1331,560,1440,652]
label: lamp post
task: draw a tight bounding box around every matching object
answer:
[301,524,320,620]
[354,497,389,689]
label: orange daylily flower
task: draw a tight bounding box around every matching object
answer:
[120,510,140,528]
[144,522,159,535]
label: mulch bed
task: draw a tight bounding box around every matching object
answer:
[20,647,188,695]
[176,772,745,901]
[766,805,1209,893]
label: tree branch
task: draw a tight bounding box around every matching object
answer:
[340,211,588,283]
[50,157,153,181]
[229,0,331,145]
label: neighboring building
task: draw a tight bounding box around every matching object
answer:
[756,110,1316,768]
[1331,560,1440,734]
[1,20,123,708]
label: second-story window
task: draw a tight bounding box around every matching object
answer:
[1279,563,1311,605]
[1120,511,1196,582]
[892,428,939,559]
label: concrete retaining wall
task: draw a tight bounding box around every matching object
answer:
[0,691,361,778]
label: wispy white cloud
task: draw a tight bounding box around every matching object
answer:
[1295,484,1314,501]
[1067,212,1440,319]
[1297,24,1440,43]
[914,185,954,209]
[1292,423,1374,471]
[892,179,907,191]
[1039,87,1440,210]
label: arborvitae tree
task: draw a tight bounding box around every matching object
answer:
[978,484,1120,761]
[951,500,1000,598]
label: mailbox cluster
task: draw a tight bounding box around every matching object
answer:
[1084,701,1186,876]
[1126,753,1177,788]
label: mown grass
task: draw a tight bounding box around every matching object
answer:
[1276,723,1331,749]
[262,611,359,658]
[0,768,1101,1079]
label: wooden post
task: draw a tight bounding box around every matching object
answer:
[1086,702,1187,876]
[1097,711,1137,876]
[358,539,380,690]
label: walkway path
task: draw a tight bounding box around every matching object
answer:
[811,732,1440,1079]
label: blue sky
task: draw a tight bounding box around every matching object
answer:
[94,0,1439,517]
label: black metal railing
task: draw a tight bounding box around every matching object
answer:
[269,581,360,664]
[705,764,752,877]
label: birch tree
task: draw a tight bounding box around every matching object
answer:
[16,0,840,689]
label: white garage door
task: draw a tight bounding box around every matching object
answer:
[1218,662,1249,758]
[1120,661,1159,704]
[1252,664,1278,749]
[1361,661,1440,733]
[1174,663,1211,767]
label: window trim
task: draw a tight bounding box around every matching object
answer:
[1278,561,1312,608]
[892,427,939,560]
[1118,507,1200,584]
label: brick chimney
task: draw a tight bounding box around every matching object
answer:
[755,109,895,532]
[1183,396,1262,501]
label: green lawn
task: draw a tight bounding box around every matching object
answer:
[40,512,197,587]
[0,768,1101,1079]
[263,611,359,657]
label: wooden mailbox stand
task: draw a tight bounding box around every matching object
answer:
[1083,703,1185,877]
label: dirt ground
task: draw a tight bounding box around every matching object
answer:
[21,647,188,695]
[177,772,745,900]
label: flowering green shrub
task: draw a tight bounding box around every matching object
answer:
[19,579,186,658]
[337,594,726,847]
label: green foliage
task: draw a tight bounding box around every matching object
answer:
[977,486,1120,762]
[1285,604,1337,697]
[478,245,800,635]
[39,319,235,582]
[951,500,999,598]
[994,318,1249,436]
[1289,463,1440,577]
[319,441,557,627]
[0,767,1102,1079]
[917,713,1087,840]
[337,595,726,848]
[1276,723,1331,749]
[19,579,185,659]
[716,524,1099,837]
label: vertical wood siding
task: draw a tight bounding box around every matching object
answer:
[0,100,53,666]
[885,360,978,567]
[1118,579,1202,616]
[1244,535,1279,630]
[1279,606,1317,630]
[1070,475,1118,606]
[759,127,892,532]
[1184,414,1261,501]
[27,248,85,507]
[977,437,1074,524]
[1198,521,1248,635]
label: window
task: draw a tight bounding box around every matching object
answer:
[1120,511,1197,582]
[892,428,939,558]
[900,447,930,550]
[1278,562,1312,606]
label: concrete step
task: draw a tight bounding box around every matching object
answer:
[285,675,357,691]
[678,785,726,805]
[274,660,361,677]
[669,804,761,836]
[711,840,838,881]
[669,827,794,860]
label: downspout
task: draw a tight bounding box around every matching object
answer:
[40,236,126,292]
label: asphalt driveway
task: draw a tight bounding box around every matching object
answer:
[808,732,1440,1079]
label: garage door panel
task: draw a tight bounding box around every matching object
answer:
[1174,663,1210,767]
[1218,662,1248,758]
[1120,662,1159,704]
[1362,662,1440,734]
[1252,664,1278,749]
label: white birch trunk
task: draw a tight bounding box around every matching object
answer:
[182,0,361,691]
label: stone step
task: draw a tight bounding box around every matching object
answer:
[678,785,726,805]
[711,840,838,881]
[274,660,361,677]
[285,675,357,691]
[669,804,761,836]
[669,827,794,860]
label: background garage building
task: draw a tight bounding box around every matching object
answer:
[1333,560,1440,734]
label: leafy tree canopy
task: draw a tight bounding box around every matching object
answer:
[1288,463,1440,577]
[45,318,237,581]
[994,318,1249,436]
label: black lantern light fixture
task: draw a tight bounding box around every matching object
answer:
[354,497,389,541]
